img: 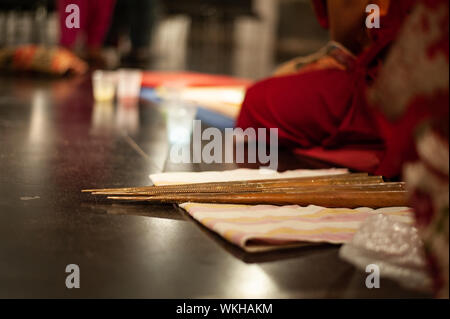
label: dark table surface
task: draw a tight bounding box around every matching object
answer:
[0,74,428,298]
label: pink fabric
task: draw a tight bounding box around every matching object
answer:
[58,0,116,49]
[180,202,414,252]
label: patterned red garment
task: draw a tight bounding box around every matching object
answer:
[370,0,449,298]
[236,0,418,177]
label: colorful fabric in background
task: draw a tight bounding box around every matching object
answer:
[141,71,252,88]
[0,45,88,75]
[370,0,449,298]
[139,71,251,129]
[180,203,413,253]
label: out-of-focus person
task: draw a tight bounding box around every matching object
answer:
[57,0,116,67]
[104,0,157,68]
[370,0,449,298]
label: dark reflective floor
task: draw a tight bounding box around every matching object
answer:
[0,74,428,298]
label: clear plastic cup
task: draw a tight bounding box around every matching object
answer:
[117,69,143,102]
[92,70,116,102]
[166,104,197,145]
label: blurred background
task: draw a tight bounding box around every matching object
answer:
[0,0,328,79]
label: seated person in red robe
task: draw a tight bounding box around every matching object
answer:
[236,0,416,177]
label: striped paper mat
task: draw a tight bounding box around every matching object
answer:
[180,203,414,252]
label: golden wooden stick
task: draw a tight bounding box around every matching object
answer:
[94,182,404,196]
[90,176,385,195]
[83,173,407,208]
[106,190,408,208]
[82,173,378,194]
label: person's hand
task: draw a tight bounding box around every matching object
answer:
[273,58,304,76]
[273,55,345,77]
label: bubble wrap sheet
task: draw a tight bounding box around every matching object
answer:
[339,214,432,292]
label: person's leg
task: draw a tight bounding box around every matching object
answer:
[236,69,380,149]
[104,0,129,48]
[102,0,134,68]
[129,0,155,52]
[324,0,391,54]
[58,0,87,48]
[120,0,155,67]
[86,0,116,50]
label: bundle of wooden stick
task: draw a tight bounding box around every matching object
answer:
[82,173,408,208]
